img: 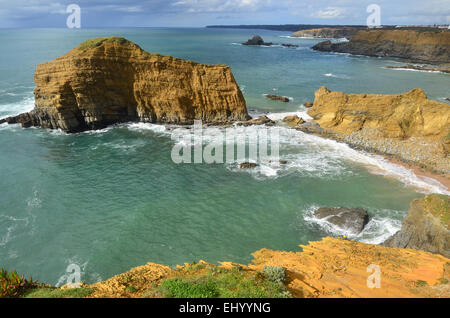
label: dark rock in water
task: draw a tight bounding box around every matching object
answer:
[237,115,275,126]
[303,102,313,108]
[281,43,299,48]
[314,207,369,235]
[282,115,305,128]
[243,35,272,46]
[242,35,298,48]
[266,94,290,102]
[240,162,258,169]
[279,160,288,164]
[383,194,449,258]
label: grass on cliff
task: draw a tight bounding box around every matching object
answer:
[23,287,93,298]
[148,263,291,298]
[78,37,131,50]
[424,194,450,229]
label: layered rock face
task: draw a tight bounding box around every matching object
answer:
[305,86,450,174]
[313,30,450,64]
[292,27,359,39]
[1,37,248,132]
[384,194,449,258]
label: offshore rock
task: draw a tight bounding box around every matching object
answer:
[242,35,272,46]
[1,37,248,133]
[314,207,369,235]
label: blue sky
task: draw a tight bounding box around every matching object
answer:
[0,0,449,28]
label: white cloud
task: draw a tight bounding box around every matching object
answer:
[170,0,272,13]
[311,7,345,19]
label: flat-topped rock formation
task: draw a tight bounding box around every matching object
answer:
[313,29,450,64]
[302,86,450,175]
[292,27,360,39]
[0,37,249,133]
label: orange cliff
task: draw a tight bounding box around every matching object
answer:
[301,86,450,176]
[82,195,450,298]
[0,37,249,132]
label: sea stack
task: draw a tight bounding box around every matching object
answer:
[1,37,249,132]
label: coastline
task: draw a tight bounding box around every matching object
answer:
[385,156,450,191]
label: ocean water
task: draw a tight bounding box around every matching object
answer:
[0,28,449,285]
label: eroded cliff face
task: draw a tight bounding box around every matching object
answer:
[384,194,449,257]
[313,29,450,63]
[1,37,248,132]
[304,86,450,174]
[292,27,359,39]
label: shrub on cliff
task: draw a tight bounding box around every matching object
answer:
[0,268,36,298]
[262,266,286,285]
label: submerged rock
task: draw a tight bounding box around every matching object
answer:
[383,194,450,258]
[2,37,248,133]
[314,207,369,235]
[303,102,313,108]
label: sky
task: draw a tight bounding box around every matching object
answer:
[0,0,449,28]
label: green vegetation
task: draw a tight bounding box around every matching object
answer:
[415,280,428,287]
[262,266,286,285]
[424,194,450,229]
[0,268,36,298]
[151,264,291,298]
[78,37,131,50]
[23,287,93,298]
[437,277,449,285]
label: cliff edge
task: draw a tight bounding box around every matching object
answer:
[292,27,359,39]
[313,29,450,64]
[0,37,248,132]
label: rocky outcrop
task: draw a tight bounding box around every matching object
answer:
[313,30,450,64]
[314,207,369,235]
[293,27,360,39]
[265,94,290,102]
[386,64,450,73]
[243,35,272,46]
[384,194,450,258]
[0,37,248,133]
[303,86,450,175]
[237,115,275,126]
[240,162,259,169]
[242,35,298,48]
[282,115,305,128]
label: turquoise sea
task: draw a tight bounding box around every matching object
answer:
[0,28,449,285]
